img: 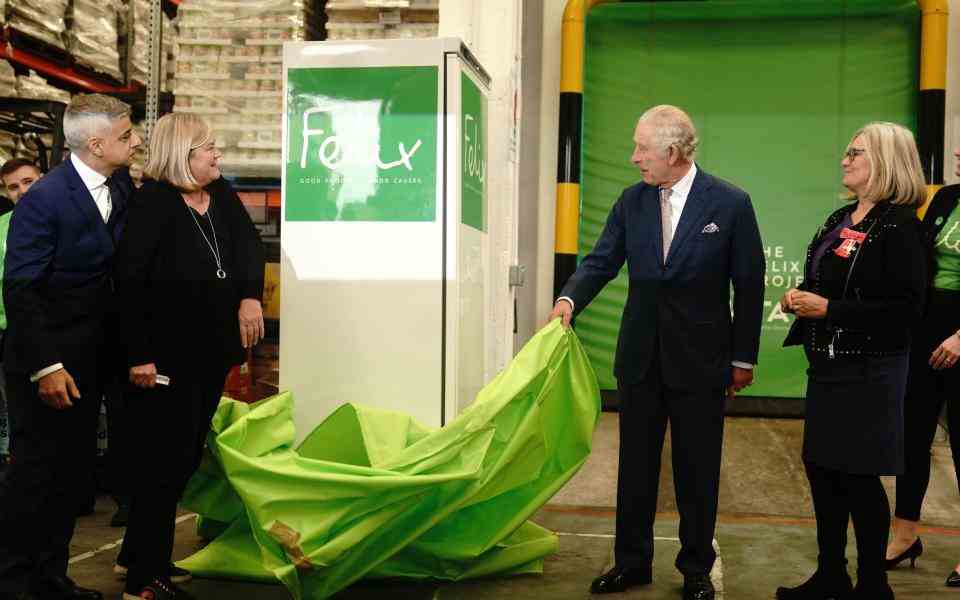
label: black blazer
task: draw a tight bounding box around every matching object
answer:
[783,201,926,358]
[113,178,265,379]
[559,167,765,389]
[3,159,133,376]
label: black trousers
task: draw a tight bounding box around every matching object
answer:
[895,327,960,521]
[0,367,103,592]
[804,461,890,585]
[118,366,228,589]
[103,380,133,503]
[614,365,726,577]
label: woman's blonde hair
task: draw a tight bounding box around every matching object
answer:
[144,113,213,191]
[845,122,926,206]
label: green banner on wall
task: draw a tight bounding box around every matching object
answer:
[461,71,486,232]
[285,66,439,222]
[576,0,919,396]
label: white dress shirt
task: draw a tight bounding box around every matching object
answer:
[557,163,754,371]
[71,152,112,223]
[30,155,114,383]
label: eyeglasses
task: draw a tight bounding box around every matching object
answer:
[844,147,866,160]
[189,142,219,155]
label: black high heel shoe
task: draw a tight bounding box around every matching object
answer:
[884,537,922,570]
[945,569,960,587]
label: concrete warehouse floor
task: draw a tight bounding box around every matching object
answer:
[59,413,960,599]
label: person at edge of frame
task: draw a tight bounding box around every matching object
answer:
[886,145,960,589]
[0,158,43,473]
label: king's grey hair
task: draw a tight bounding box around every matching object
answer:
[637,105,699,160]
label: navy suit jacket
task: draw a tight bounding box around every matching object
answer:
[3,158,133,377]
[560,167,765,389]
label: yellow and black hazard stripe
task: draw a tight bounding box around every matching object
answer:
[917,0,948,219]
[554,0,615,298]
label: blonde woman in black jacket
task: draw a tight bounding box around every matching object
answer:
[776,122,927,600]
[113,113,265,600]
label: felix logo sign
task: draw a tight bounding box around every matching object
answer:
[463,113,484,184]
[298,107,423,172]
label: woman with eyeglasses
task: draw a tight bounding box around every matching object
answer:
[112,113,265,600]
[885,146,960,587]
[776,122,927,600]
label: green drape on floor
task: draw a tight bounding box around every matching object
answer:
[178,320,601,599]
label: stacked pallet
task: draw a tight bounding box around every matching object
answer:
[6,0,69,51]
[124,0,175,89]
[0,60,15,96]
[16,70,71,103]
[173,0,322,177]
[325,0,438,41]
[67,0,123,82]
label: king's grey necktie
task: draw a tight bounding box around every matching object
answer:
[660,186,673,261]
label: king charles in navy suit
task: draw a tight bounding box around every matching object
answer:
[551,105,765,600]
[0,94,141,600]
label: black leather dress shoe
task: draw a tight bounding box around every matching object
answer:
[776,569,853,599]
[590,565,652,594]
[32,575,102,600]
[0,591,39,600]
[110,503,130,528]
[683,574,715,600]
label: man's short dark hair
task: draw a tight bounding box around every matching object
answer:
[0,158,41,179]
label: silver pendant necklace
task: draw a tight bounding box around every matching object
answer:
[186,191,226,279]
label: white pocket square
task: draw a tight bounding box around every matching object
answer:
[702,223,720,234]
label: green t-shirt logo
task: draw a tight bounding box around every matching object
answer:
[933,212,960,291]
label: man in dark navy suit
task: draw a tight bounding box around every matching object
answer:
[551,105,765,600]
[0,94,141,600]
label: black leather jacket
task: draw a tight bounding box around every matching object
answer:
[783,201,926,359]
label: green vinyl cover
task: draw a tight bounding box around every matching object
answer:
[576,0,919,396]
[178,319,601,599]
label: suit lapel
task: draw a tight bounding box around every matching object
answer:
[666,169,712,264]
[646,185,665,265]
[64,159,115,250]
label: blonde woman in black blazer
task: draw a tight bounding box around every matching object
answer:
[777,122,927,600]
[113,113,264,600]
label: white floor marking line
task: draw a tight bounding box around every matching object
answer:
[69,513,198,565]
[711,538,724,595]
[556,532,680,542]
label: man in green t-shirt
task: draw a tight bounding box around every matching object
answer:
[0,158,42,466]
